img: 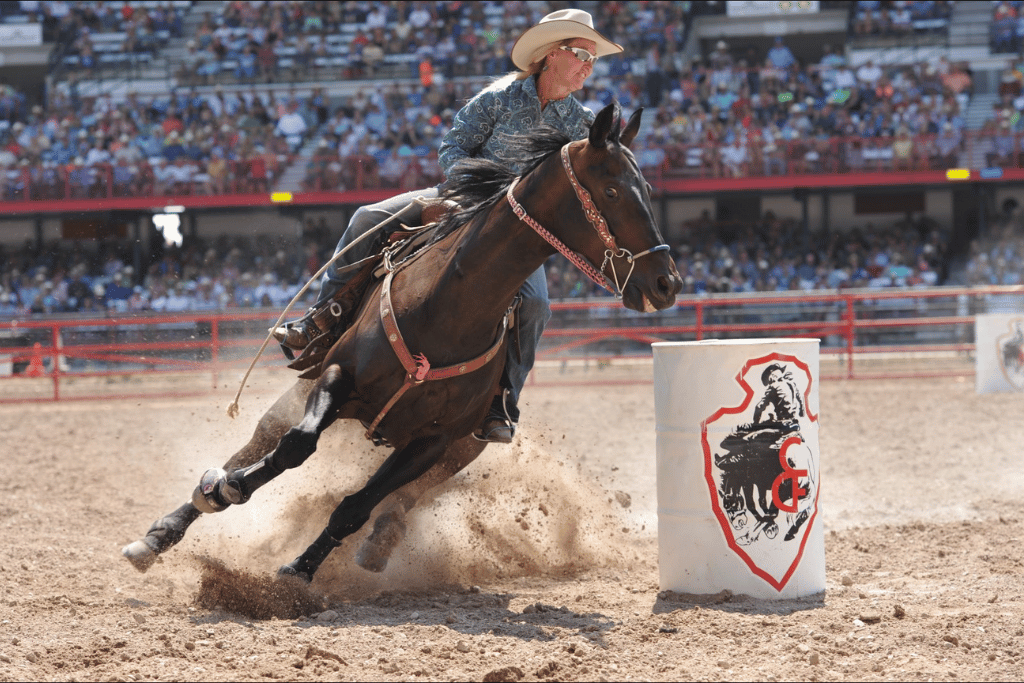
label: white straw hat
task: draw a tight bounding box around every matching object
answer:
[511,9,623,71]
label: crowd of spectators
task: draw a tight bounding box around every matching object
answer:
[0,83,330,201]
[0,0,1019,315]
[992,1,1024,55]
[547,210,950,299]
[851,1,954,38]
[636,44,977,179]
[170,1,689,87]
[964,198,1024,287]
[4,0,1021,197]
[0,46,991,201]
[0,216,336,316]
[0,206,958,318]
[6,1,189,73]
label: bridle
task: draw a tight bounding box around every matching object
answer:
[505,142,669,297]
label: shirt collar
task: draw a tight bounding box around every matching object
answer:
[526,75,571,118]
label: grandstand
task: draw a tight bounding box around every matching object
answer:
[0,1,1020,349]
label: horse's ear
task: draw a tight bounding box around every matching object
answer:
[589,102,621,149]
[620,107,643,148]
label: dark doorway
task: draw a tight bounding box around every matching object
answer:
[716,194,762,224]
[950,187,982,256]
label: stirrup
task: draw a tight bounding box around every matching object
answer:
[473,390,516,444]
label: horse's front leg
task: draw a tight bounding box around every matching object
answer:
[355,435,487,572]
[123,379,315,572]
[281,433,450,582]
[193,367,349,512]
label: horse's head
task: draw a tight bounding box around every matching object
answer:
[564,102,682,312]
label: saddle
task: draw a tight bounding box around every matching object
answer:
[286,198,460,380]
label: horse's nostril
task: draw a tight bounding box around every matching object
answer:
[657,274,681,296]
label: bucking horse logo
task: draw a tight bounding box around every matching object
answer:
[701,353,819,591]
[997,319,1024,392]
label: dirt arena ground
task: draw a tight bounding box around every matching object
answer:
[1,368,1022,682]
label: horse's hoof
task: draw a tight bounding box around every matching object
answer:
[122,540,158,573]
[355,511,407,573]
[277,563,312,584]
[191,468,230,514]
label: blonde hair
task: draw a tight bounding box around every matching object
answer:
[500,39,575,87]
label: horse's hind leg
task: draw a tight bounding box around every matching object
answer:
[356,435,486,572]
[123,379,315,572]
[281,434,450,581]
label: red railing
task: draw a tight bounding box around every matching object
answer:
[0,286,1018,402]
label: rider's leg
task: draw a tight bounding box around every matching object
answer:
[274,186,438,351]
[475,264,551,443]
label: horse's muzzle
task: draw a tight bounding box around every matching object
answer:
[624,271,682,313]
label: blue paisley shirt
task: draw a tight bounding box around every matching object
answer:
[438,74,595,177]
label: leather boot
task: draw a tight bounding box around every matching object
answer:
[474,391,516,443]
[271,311,319,353]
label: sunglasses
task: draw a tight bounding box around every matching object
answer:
[559,45,598,64]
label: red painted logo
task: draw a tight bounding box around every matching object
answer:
[997,319,1024,392]
[700,353,819,591]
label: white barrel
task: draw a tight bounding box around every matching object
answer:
[653,339,824,599]
[975,313,1024,394]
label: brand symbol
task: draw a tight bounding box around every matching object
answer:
[701,353,819,591]
[997,319,1024,391]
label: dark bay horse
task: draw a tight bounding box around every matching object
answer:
[123,103,682,582]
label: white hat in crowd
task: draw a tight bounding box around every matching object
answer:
[511,9,623,71]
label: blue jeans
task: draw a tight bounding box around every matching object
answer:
[315,187,549,419]
[506,265,550,420]
[318,186,439,300]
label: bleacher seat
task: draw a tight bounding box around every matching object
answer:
[91,32,127,45]
[99,54,130,67]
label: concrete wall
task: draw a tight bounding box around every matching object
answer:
[191,210,301,240]
[0,217,39,246]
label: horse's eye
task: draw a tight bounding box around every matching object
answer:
[605,187,618,199]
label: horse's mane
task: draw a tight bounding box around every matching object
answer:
[431,126,572,243]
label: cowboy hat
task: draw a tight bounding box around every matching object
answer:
[511,9,623,70]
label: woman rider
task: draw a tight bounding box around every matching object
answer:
[273,9,623,443]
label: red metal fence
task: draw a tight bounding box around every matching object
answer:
[0,286,1020,402]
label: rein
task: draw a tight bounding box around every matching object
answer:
[505,143,669,298]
